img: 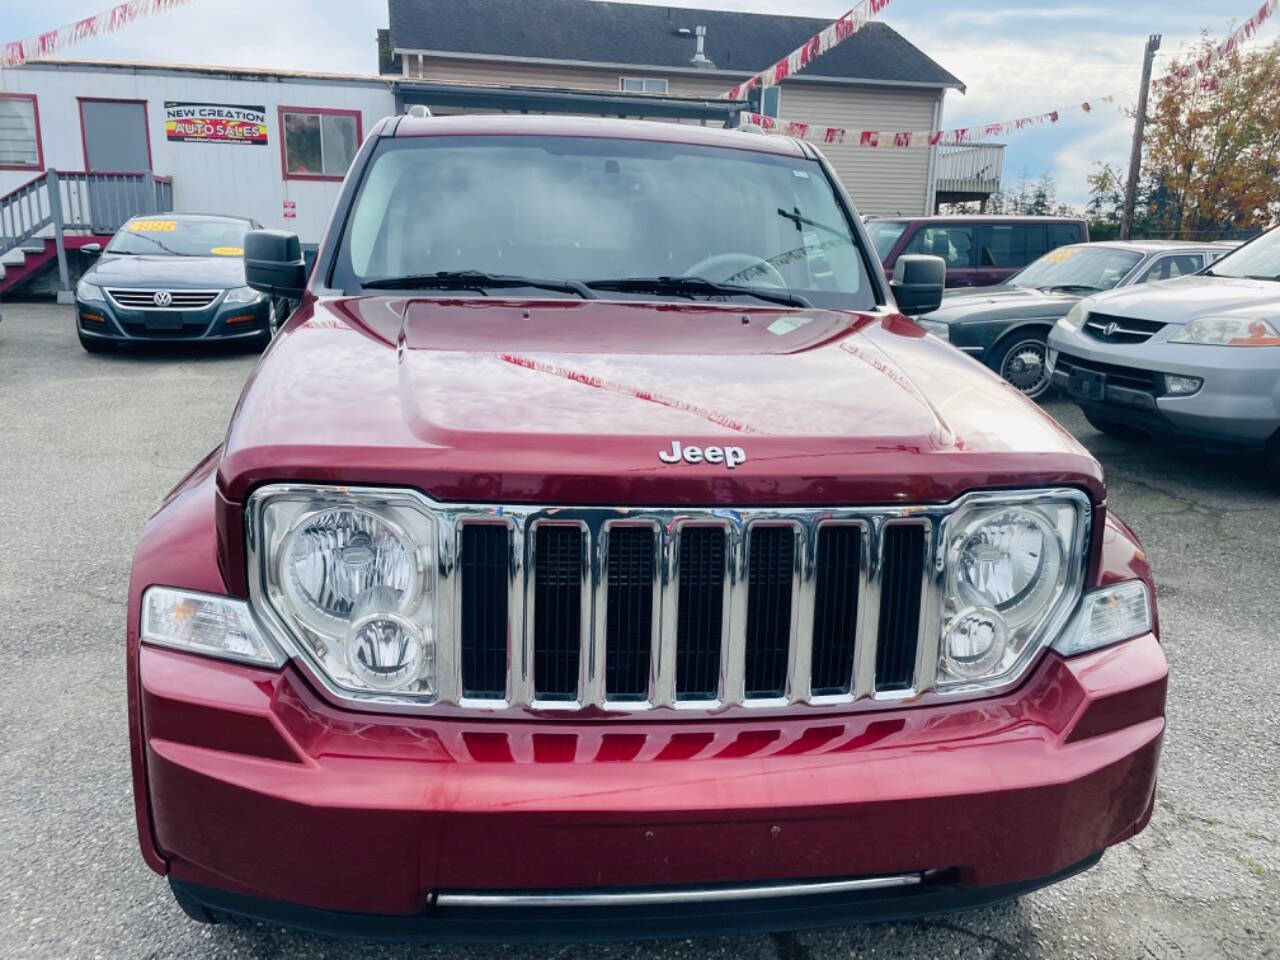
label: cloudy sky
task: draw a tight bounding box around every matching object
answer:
[3,1,1275,204]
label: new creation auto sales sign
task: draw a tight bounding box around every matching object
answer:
[164,102,268,145]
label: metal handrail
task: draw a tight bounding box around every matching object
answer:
[1,169,174,298]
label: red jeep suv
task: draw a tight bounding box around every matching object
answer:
[127,115,1164,942]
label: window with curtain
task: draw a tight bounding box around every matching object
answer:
[281,109,360,179]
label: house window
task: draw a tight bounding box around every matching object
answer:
[279,107,362,180]
[760,86,782,118]
[0,93,42,171]
[620,77,669,94]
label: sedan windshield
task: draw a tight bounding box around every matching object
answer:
[334,135,877,310]
[1204,226,1280,280]
[107,218,250,257]
[1010,245,1143,291]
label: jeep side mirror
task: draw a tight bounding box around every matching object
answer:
[245,230,307,300]
[890,254,946,316]
[81,242,102,255]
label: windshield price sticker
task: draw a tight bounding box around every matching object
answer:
[1041,247,1081,264]
[210,247,244,257]
[129,220,178,233]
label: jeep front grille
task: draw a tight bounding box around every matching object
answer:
[447,505,942,712]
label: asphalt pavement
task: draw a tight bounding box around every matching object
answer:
[0,302,1276,959]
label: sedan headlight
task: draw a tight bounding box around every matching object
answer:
[76,279,104,302]
[224,285,263,304]
[250,487,438,699]
[915,318,950,341]
[1060,301,1087,331]
[1170,315,1280,346]
[936,495,1088,692]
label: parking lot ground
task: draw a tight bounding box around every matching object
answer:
[1,302,1276,960]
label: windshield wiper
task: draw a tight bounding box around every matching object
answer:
[585,276,812,308]
[1044,284,1103,293]
[1244,274,1280,282]
[777,206,852,241]
[362,270,596,298]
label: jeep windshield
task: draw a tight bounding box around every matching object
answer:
[1010,245,1142,292]
[333,135,878,310]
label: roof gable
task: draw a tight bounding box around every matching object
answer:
[388,0,963,89]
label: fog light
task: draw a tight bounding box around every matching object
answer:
[347,611,428,691]
[1164,374,1203,396]
[942,607,1008,680]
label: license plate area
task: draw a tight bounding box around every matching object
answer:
[144,311,184,331]
[1068,369,1107,401]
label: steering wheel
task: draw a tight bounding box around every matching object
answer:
[684,253,787,288]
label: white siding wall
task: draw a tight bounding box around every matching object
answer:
[408,56,942,215]
[0,65,396,243]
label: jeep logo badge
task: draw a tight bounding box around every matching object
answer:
[153,290,173,307]
[659,440,746,469]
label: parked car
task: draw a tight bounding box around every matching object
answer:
[1049,225,1280,481]
[916,240,1235,398]
[74,213,282,353]
[865,215,1088,289]
[128,115,1164,942]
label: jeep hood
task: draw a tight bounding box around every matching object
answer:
[218,297,1102,506]
[1081,274,1280,324]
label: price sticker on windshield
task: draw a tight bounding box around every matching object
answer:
[210,247,244,256]
[129,219,178,233]
[1041,247,1080,264]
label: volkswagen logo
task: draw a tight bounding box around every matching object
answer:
[1103,321,1119,337]
[153,290,173,308]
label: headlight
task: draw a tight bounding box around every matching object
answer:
[141,587,282,667]
[251,487,437,700]
[1060,301,1087,331]
[225,285,263,304]
[1054,580,1152,656]
[937,496,1088,692]
[76,279,104,301]
[916,318,950,341]
[1170,315,1280,346]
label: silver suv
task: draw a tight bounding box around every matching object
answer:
[1047,226,1280,482]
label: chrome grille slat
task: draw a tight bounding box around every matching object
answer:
[105,288,222,310]
[439,492,1090,716]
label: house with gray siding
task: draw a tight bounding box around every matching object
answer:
[385,0,965,216]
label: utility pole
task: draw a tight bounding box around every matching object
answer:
[1121,34,1161,240]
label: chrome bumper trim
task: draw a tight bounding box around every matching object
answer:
[434,873,924,908]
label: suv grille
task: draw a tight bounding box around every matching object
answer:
[451,506,940,712]
[1083,312,1166,345]
[106,288,222,311]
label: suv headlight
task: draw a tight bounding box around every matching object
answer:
[225,285,263,304]
[936,495,1089,693]
[249,486,438,700]
[1060,301,1087,331]
[1170,315,1280,346]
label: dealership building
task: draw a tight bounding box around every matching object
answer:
[1,0,978,298]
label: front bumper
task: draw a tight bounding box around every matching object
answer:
[76,292,270,343]
[135,632,1166,935]
[1048,321,1280,447]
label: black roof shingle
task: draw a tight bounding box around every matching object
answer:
[387,0,963,90]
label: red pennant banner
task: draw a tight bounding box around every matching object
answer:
[724,0,895,100]
[742,97,1112,149]
[1154,0,1279,92]
[3,0,195,68]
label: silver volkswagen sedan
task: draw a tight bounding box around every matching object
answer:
[1048,227,1280,482]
